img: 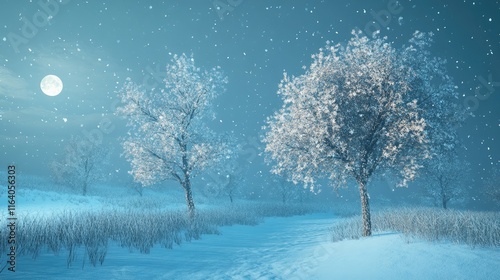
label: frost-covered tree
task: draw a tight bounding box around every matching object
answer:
[116,54,228,216]
[263,30,460,236]
[50,136,108,196]
[421,150,470,209]
[404,28,465,210]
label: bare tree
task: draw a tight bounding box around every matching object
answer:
[270,175,300,204]
[205,170,242,203]
[129,180,144,197]
[50,136,108,196]
[203,140,244,203]
[484,165,500,206]
[421,150,470,209]
[263,30,460,236]
[116,54,228,216]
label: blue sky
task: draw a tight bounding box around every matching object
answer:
[0,0,498,191]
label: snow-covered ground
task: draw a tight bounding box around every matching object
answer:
[6,211,500,279]
[2,179,498,279]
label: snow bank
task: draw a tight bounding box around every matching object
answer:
[310,233,500,280]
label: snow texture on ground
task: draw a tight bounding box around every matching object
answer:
[5,212,500,279]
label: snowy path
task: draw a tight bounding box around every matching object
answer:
[7,212,500,279]
[9,212,335,280]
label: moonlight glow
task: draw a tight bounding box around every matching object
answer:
[40,75,63,96]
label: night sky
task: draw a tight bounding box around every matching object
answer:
[0,1,498,191]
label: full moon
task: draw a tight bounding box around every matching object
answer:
[40,75,63,96]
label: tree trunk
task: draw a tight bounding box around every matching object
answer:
[83,159,90,196]
[228,176,234,203]
[182,176,195,218]
[181,141,195,218]
[439,176,447,209]
[358,181,372,237]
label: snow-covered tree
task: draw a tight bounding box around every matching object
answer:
[116,54,228,216]
[263,30,460,236]
[50,136,108,196]
[403,29,465,210]
[420,150,470,209]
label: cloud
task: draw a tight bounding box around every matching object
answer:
[0,66,34,101]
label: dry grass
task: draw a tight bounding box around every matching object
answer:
[331,207,500,247]
[0,202,318,267]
